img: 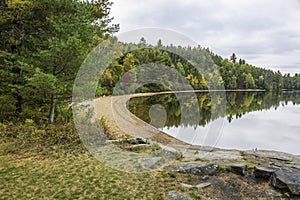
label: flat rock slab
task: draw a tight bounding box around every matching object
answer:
[166,191,192,200]
[183,149,242,161]
[248,150,297,163]
[140,157,162,169]
[254,166,279,179]
[271,169,300,195]
[180,182,211,189]
[174,162,218,176]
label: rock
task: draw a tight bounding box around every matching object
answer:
[174,162,218,176]
[180,182,211,189]
[195,182,211,189]
[271,169,300,195]
[161,146,182,160]
[251,151,293,162]
[293,165,300,171]
[105,137,148,145]
[125,144,154,151]
[254,166,279,179]
[201,175,209,180]
[125,137,148,144]
[270,163,284,168]
[267,155,293,162]
[140,157,161,169]
[166,191,192,200]
[105,140,118,144]
[180,183,194,188]
[265,189,282,197]
[224,163,247,176]
[188,149,242,161]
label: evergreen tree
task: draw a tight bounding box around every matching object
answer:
[0,0,118,123]
[230,53,237,63]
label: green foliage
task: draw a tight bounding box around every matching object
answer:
[219,58,285,90]
[0,0,118,123]
[97,42,297,96]
[230,53,237,63]
[283,73,300,90]
[0,95,16,122]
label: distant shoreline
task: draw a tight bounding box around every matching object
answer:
[106,89,300,99]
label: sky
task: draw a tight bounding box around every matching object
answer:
[110,0,300,75]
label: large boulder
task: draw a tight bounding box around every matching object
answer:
[271,169,300,195]
[174,162,218,176]
[254,166,279,179]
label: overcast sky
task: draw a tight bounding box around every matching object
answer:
[110,0,300,75]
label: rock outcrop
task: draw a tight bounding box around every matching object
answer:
[166,191,192,200]
[272,169,300,195]
[174,162,218,176]
[254,166,279,179]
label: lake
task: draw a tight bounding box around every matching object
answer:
[128,91,300,155]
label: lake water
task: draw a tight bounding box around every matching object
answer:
[128,91,300,155]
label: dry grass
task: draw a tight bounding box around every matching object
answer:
[0,144,194,200]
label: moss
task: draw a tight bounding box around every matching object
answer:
[194,157,210,162]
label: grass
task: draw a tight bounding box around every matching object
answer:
[194,158,210,162]
[0,122,198,200]
[0,121,278,199]
[0,147,194,200]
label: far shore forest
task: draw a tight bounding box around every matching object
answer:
[1,0,300,126]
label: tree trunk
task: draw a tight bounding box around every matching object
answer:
[48,65,57,124]
[48,91,56,124]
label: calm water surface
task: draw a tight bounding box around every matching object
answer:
[128,91,300,155]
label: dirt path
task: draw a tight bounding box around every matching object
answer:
[94,92,183,144]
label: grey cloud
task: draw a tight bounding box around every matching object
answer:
[111,0,300,74]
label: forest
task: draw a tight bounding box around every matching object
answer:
[1,0,299,125]
[0,0,119,123]
[98,40,300,97]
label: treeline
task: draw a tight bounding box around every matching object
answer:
[98,39,299,95]
[283,74,300,90]
[0,0,118,123]
[219,59,283,90]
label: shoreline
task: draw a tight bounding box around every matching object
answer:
[94,92,300,159]
[93,92,300,197]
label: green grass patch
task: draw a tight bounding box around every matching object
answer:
[0,142,199,199]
